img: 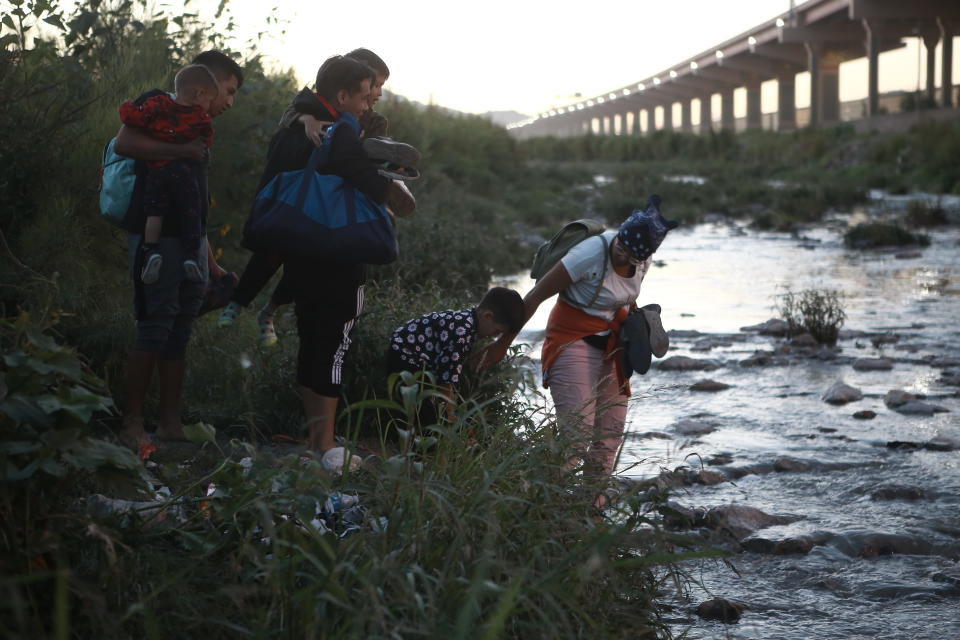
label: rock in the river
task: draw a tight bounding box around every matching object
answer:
[774,457,812,472]
[852,357,893,371]
[691,337,732,351]
[896,400,948,415]
[691,469,727,485]
[704,504,802,540]
[870,485,927,501]
[659,356,720,371]
[884,389,917,408]
[790,333,819,348]
[696,599,747,623]
[822,382,863,404]
[930,356,960,368]
[707,453,734,466]
[662,501,706,529]
[627,431,673,440]
[740,318,789,336]
[925,436,960,451]
[668,329,702,339]
[853,410,877,420]
[739,350,772,367]
[674,420,716,436]
[774,537,816,555]
[690,379,731,392]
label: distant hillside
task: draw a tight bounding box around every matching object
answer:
[481,110,529,127]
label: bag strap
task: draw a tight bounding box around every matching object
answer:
[295,130,335,209]
[586,234,609,308]
[560,233,609,309]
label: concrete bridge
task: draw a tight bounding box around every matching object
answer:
[509,0,960,138]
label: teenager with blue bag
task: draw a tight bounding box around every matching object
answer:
[240,55,399,467]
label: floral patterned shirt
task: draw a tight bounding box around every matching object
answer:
[390,308,477,385]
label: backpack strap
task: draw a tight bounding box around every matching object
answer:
[561,233,609,309]
[586,234,609,308]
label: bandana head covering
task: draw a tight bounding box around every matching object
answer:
[617,195,679,262]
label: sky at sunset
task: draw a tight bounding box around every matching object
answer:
[195,0,955,116]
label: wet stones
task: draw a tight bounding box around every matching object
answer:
[627,430,673,440]
[696,598,747,623]
[739,350,774,367]
[896,400,949,415]
[659,355,720,371]
[822,382,863,404]
[691,336,733,351]
[689,379,731,392]
[852,410,877,420]
[870,485,927,501]
[884,389,916,408]
[852,357,893,371]
[690,469,727,485]
[925,435,960,451]
[740,318,789,337]
[930,356,960,368]
[773,457,812,472]
[743,535,817,555]
[707,453,734,466]
[704,504,802,540]
[673,419,716,436]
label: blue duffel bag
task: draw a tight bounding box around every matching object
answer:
[248,122,399,264]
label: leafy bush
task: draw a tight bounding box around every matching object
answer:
[843,222,930,249]
[775,288,846,345]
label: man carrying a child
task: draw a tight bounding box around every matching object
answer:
[116,50,243,451]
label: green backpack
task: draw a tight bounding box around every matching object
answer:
[530,218,608,307]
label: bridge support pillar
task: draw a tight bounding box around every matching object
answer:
[644,108,654,135]
[746,82,762,130]
[806,44,840,126]
[721,90,735,131]
[863,20,880,116]
[924,32,940,104]
[699,95,712,133]
[680,100,692,132]
[806,43,820,126]
[941,20,954,107]
[662,105,673,131]
[631,110,640,135]
[778,74,796,130]
[820,53,841,123]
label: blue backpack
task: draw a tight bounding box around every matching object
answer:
[98,137,137,227]
[247,115,399,265]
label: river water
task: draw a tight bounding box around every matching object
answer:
[503,214,960,639]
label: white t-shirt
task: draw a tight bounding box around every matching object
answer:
[560,230,651,321]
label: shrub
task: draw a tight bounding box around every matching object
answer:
[775,288,846,345]
[904,199,949,227]
[843,222,930,249]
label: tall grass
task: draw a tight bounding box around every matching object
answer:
[1,4,692,637]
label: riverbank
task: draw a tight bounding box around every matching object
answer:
[503,217,960,638]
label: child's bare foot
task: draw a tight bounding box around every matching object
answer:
[118,417,148,451]
[156,421,190,442]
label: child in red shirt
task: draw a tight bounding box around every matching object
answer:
[119,65,217,283]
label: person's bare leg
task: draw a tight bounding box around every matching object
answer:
[143,216,162,245]
[120,350,156,450]
[156,358,188,441]
[301,386,338,453]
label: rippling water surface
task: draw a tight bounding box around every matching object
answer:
[503,218,960,639]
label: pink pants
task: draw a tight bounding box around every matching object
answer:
[547,339,628,476]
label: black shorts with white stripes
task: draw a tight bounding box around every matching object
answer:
[282,257,367,397]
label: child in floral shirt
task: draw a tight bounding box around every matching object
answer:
[387,287,524,423]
